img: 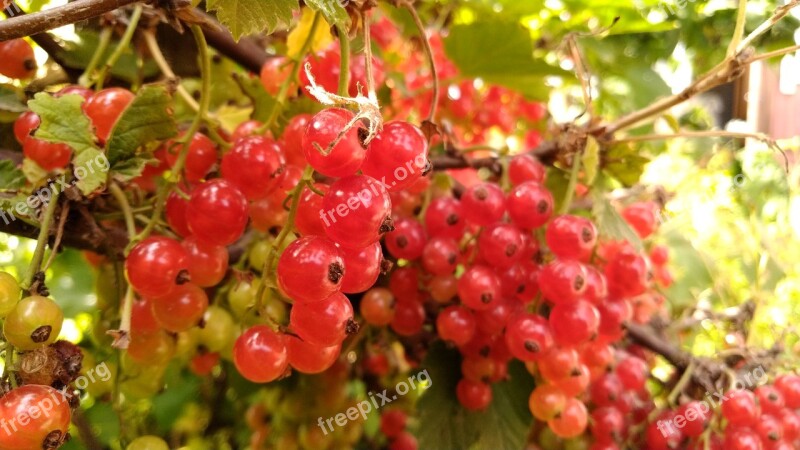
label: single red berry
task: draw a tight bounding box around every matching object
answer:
[362,121,428,192]
[456,378,492,411]
[477,223,524,268]
[338,241,382,294]
[0,39,37,79]
[290,292,354,346]
[436,305,476,346]
[389,299,425,336]
[504,313,553,361]
[221,136,286,200]
[286,335,340,374]
[277,236,344,303]
[461,183,506,226]
[458,265,501,311]
[321,175,392,248]
[186,179,248,246]
[545,214,597,261]
[424,197,465,239]
[125,236,189,298]
[233,325,288,383]
[302,108,366,177]
[507,182,553,229]
[83,87,134,142]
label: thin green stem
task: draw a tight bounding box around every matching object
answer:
[667,361,695,406]
[559,153,582,215]
[21,191,60,291]
[336,25,350,97]
[79,27,112,87]
[108,183,136,237]
[132,25,211,245]
[96,4,143,90]
[363,11,376,97]
[402,1,438,123]
[728,0,748,57]
[256,166,313,309]
[260,12,322,133]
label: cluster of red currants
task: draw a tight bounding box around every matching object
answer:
[0,272,72,449]
[644,375,800,450]
[13,86,134,171]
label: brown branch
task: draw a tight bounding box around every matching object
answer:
[431,141,560,172]
[0,0,140,41]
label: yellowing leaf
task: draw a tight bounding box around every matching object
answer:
[582,135,600,185]
[287,7,334,58]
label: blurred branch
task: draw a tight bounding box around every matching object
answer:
[431,141,560,172]
[0,0,140,41]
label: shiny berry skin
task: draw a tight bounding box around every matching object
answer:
[259,56,292,95]
[233,325,288,383]
[362,121,428,192]
[508,154,546,186]
[422,237,460,275]
[538,347,580,382]
[554,364,590,397]
[295,183,329,236]
[0,39,37,79]
[722,389,760,426]
[645,412,683,450]
[23,137,72,171]
[756,385,785,414]
[456,379,492,411]
[3,295,63,351]
[549,299,600,346]
[231,120,264,142]
[190,352,220,375]
[779,409,800,441]
[616,356,648,391]
[461,355,495,382]
[125,236,189,298]
[475,297,515,336]
[186,179,248,246]
[13,111,39,144]
[507,182,553,229]
[221,136,286,200]
[458,265,501,311]
[164,133,218,182]
[83,87,134,142]
[460,183,506,226]
[386,217,427,260]
[389,299,425,336]
[286,335,340,374]
[597,299,632,340]
[281,113,312,167]
[56,85,94,99]
[429,274,458,303]
[183,236,228,287]
[529,384,566,420]
[151,283,208,332]
[591,406,625,443]
[131,297,159,334]
[302,108,366,177]
[300,48,341,95]
[477,223,523,268]
[621,202,658,239]
[546,215,597,261]
[277,236,344,303]
[0,385,71,449]
[290,292,354,346]
[723,428,763,450]
[775,374,800,408]
[321,175,393,248]
[0,272,19,318]
[424,197,465,239]
[590,373,624,407]
[538,259,587,304]
[360,287,395,326]
[583,266,609,304]
[339,241,382,293]
[548,398,588,438]
[605,246,649,297]
[436,306,476,346]
[389,266,419,299]
[165,190,191,237]
[504,313,553,361]
[380,410,407,439]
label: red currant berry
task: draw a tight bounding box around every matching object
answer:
[280,113,312,167]
[548,398,588,438]
[0,39,36,79]
[186,179,249,246]
[756,385,786,415]
[13,111,39,144]
[23,138,72,171]
[421,237,460,276]
[164,133,218,182]
[477,223,523,268]
[290,292,354,346]
[504,313,553,361]
[277,236,344,303]
[165,190,191,237]
[621,202,659,239]
[436,305,476,346]
[183,236,228,287]
[295,183,328,236]
[456,379,492,411]
[260,56,292,95]
[389,299,425,336]
[424,197,465,239]
[508,154,546,186]
[151,283,208,332]
[360,287,395,326]
[233,325,288,383]
[507,182,553,229]
[380,410,407,439]
[302,108,366,177]
[545,214,597,261]
[538,259,588,304]
[286,335,341,374]
[549,299,600,346]
[722,389,760,427]
[591,406,625,443]
[0,385,70,449]
[616,356,648,391]
[461,183,506,226]
[339,241,382,293]
[221,136,286,200]
[83,87,134,142]
[125,236,189,298]
[321,175,393,248]
[362,121,428,192]
[386,217,427,260]
[458,265,501,311]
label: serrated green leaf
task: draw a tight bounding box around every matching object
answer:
[206,0,297,41]
[416,343,534,450]
[582,136,600,185]
[592,187,643,251]
[27,93,99,157]
[444,22,568,100]
[0,160,25,190]
[73,149,107,194]
[305,0,349,27]
[107,85,177,169]
[111,156,159,182]
[233,73,278,122]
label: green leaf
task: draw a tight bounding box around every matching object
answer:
[416,343,534,450]
[305,0,349,27]
[152,367,202,433]
[73,149,108,195]
[107,85,177,168]
[602,142,650,186]
[206,0,297,41]
[27,93,98,157]
[592,186,643,251]
[444,22,568,99]
[0,84,27,117]
[582,136,600,185]
[233,73,278,122]
[111,156,159,182]
[0,160,25,190]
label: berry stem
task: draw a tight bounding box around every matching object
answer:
[400,0,438,124]
[132,24,211,246]
[95,4,143,90]
[144,29,200,112]
[78,26,111,87]
[256,165,314,310]
[259,11,322,134]
[336,24,350,97]
[559,153,582,215]
[20,190,60,292]
[362,11,376,99]
[109,183,136,238]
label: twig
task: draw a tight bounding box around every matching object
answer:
[727,0,748,57]
[746,43,800,63]
[41,201,70,273]
[0,0,140,41]
[143,29,200,111]
[21,191,60,292]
